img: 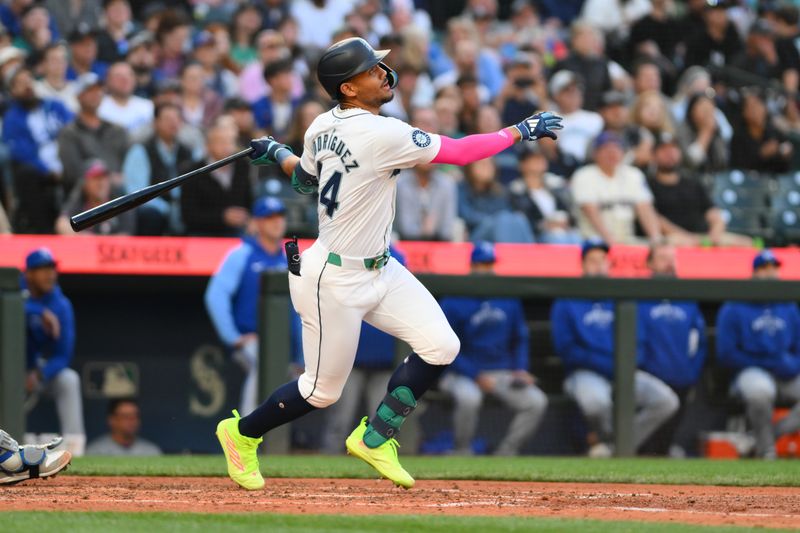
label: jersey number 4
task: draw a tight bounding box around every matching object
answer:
[318,164,342,218]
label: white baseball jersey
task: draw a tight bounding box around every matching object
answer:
[299,106,442,257]
[288,106,459,409]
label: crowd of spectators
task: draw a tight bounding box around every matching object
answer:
[0,0,798,246]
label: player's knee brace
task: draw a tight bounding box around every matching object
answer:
[363,386,416,448]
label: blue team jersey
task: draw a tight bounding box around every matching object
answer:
[638,300,707,388]
[440,296,529,378]
[550,299,616,379]
[23,282,76,381]
[716,301,800,380]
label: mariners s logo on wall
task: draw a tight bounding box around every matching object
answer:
[412,129,431,148]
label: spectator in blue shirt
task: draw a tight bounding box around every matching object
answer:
[2,67,73,233]
[322,245,408,454]
[23,248,85,456]
[66,24,110,82]
[205,197,301,415]
[716,250,800,458]
[251,58,302,139]
[637,241,706,456]
[439,242,547,455]
[551,239,678,457]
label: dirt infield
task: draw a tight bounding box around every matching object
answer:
[3,476,800,529]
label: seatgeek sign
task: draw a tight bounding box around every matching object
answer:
[1,235,799,279]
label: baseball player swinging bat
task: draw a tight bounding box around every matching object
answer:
[69,147,254,232]
[214,37,564,492]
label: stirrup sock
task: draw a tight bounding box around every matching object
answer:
[238,379,317,438]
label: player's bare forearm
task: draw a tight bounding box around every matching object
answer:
[581,204,614,244]
[507,126,523,142]
[279,154,300,177]
[636,202,663,242]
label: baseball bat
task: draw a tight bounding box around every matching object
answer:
[70,147,255,232]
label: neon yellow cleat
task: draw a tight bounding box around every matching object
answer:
[345,416,415,489]
[216,410,264,491]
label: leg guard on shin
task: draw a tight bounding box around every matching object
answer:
[0,430,19,453]
[363,386,417,448]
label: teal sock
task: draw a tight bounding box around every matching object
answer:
[363,386,416,448]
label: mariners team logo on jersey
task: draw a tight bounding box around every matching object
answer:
[412,129,431,148]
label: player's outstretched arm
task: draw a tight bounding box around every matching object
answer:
[431,111,563,167]
[248,136,318,195]
[249,136,298,176]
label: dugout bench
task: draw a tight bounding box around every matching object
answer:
[259,272,800,457]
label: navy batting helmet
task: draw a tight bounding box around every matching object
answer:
[316,37,398,100]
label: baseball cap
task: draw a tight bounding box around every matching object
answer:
[193,30,216,49]
[127,31,155,53]
[549,70,581,95]
[654,131,679,148]
[593,131,624,150]
[0,46,25,69]
[26,248,57,270]
[84,159,109,179]
[753,249,782,270]
[68,22,97,43]
[75,72,102,95]
[470,241,496,264]
[224,97,251,112]
[581,238,610,258]
[599,90,627,108]
[252,196,286,218]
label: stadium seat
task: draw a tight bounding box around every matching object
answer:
[773,173,800,210]
[718,207,765,236]
[712,186,770,209]
[712,170,771,209]
[712,169,767,189]
[771,208,800,244]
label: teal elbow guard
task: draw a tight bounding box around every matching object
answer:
[291,168,318,195]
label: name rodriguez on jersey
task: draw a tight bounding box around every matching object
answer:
[311,132,360,173]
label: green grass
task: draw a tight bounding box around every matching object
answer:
[70,455,800,487]
[1,512,775,533]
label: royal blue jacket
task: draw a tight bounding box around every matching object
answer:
[551,299,616,379]
[353,246,406,370]
[716,302,800,380]
[251,96,302,134]
[205,236,301,359]
[2,99,73,174]
[440,296,529,379]
[23,283,76,382]
[638,300,707,388]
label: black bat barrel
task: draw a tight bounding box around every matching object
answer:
[70,147,254,232]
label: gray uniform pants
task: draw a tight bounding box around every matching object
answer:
[564,369,679,450]
[322,368,392,454]
[26,368,85,451]
[233,338,259,416]
[732,367,800,457]
[439,370,548,455]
